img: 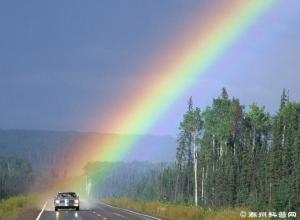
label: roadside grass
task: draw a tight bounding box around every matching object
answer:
[102,198,267,220]
[0,195,38,220]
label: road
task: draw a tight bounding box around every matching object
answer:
[37,199,162,220]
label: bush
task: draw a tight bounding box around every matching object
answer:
[0,195,37,220]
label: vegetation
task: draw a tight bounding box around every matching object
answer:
[86,88,300,215]
[0,157,37,219]
[83,161,167,199]
[172,88,300,213]
[0,195,38,220]
[104,198,257,220]
[0,156,34,198]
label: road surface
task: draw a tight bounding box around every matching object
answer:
[37,199,162,220]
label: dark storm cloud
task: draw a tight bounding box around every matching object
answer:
[0,0,299,135]
[0,0,203,132]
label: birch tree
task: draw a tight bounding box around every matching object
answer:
[180,106,203,206]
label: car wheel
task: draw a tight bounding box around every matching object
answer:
[76,207,79,211]
[55,207,58,211]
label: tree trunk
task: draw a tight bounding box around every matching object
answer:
[220,143,223,159]
[252,128,256,152]
[193,134,198,206]
[269,182,272,204]
[202,167,204,203]
[282,125,286,147]
[234,142,236,156]
[233,132,236,156]
[174,165,180,202]
[212,135,215,172]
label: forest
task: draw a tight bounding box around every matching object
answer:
[85,88,300,213]
[0,156,33,198]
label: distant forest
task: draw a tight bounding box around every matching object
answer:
[0,156,33,198]
[0,123,175,198]
[0,130,175,173]
[85,88,300,213]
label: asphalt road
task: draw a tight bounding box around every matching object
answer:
[37,199,162,220]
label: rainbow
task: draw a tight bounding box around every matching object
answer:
[63,1,275,181]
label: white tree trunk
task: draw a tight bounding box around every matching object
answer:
[212,135,215,172]
[86,175,91,197]
[282,125,286,147]
[269,182,272,203]
[7,161,10,174]
[252,128,256,152]
[193,134,198,207]
[202,167,204,203]
[233,133,236,156]
[234,142,236,156]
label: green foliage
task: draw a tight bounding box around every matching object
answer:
[270,102,300,212]
[280,88,289,110]
[0,195,37,220]
[83,161,169,200]
[0,156,34,198]
[163,88,299,212]
[86,88,300,214]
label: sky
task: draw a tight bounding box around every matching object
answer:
[0,0,300,137]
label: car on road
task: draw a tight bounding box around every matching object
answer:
[54,192,80,211]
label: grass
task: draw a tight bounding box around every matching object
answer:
[102,198,268,220]
[0,195,38,220]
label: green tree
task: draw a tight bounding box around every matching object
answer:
[0,156,33,198]
[280,88,289,110]
[180,106,203,206]
[270,103,300,210]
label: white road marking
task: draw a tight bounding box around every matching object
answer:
[35,201,47,220]
[112,212,125,218]
[101,203,161,220]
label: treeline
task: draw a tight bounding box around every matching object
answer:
[0,130,175,174]
[0,156,34,198]
[85,88,300,212]
[161,88,300,211]
[83,161,168,200]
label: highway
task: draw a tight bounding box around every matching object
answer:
[37,199,162,220]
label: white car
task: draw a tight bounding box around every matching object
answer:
[54,192,80,211]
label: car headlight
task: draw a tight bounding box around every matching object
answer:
[74,199,79,203]
[55,200,59,204]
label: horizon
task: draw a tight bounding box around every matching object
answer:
[0,88,294,137]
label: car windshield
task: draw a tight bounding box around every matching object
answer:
[57,192,77,198]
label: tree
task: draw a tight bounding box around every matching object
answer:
[248,104,271,152]
[0,156,33,198]
[270,102,300,210]
[221,87,229,100]
[291,123,300,212]
[245,104,271,208]
[180,105,203,206]
[176,97,195,202]
[280,88,289,110]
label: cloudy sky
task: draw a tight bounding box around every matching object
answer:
[0,0,299,136]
